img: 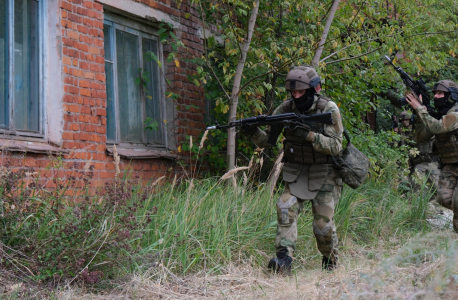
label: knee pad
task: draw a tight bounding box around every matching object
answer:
[277,196,297,225]
[312,219,332,237]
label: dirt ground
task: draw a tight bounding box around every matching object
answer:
[2,212,458,300]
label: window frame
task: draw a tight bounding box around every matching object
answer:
[0,0,45,138]
[104,12,167,149]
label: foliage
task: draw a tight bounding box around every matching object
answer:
[348,128,410,178]
[183,0,458,170]
[0,155,154,283]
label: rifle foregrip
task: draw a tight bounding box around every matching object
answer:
[267,124,283,146]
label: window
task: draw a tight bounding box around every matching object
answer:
[104,14,164,146]
[0,0,42,136]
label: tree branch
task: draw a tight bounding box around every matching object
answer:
[405,29,458,38]
[325,46,382,65]
[328,62,363,76]
[237,70,275,96]
[311,0,341,68]
[320,37,379,62]
[227,0,260,170]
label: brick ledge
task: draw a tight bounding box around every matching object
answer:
[0,139,68,155]
[106,148,178,160]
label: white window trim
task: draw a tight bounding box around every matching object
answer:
[104,12,167,150]
[0,0,46,139]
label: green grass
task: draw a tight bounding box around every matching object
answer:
[138,166,435,275]
[0,159,436,287]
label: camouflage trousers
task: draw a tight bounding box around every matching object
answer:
[437,164,458,231]
[275,172,342,261]
[412,161,441,199]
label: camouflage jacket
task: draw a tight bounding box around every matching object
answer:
[414,104,458,164]
[415,104,458,135]
[252,94,344,155]
[399,125,415,148]
[251,94,344,200]
[413,119,435,155]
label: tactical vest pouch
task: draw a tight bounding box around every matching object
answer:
[436,129,458,164]
[333,131,369,189]
[283,141,333,164]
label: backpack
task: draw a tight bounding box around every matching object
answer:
[333,130,369,189]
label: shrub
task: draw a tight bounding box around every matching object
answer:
[0,155,155,284]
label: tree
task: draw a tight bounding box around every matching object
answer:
[153,0,458,172]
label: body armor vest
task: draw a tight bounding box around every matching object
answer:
[417,140,433,155]
[283,96,333,164]
[436,129,458,163]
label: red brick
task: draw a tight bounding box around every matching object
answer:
[62,132,74,140]
[79,80,90,88]
[61,1,73,12]
[68,30,79,40]
[95,108,106,116]
[68,49,79,58]
[68,86,79,95]
[63,57,72,65]
[84,72,95,79]
[95,73,105,82]
[83,1,93,9]
[70,123,80,131]
[81,106,91,115]
[79,61,89,70]
[80,88,91,96]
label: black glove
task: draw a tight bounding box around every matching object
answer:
[293,127,310,139]
[240,124,258,136]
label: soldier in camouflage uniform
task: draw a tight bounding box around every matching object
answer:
[244,66,344,273]
[406,80,458,231]
[399,111,440,194]
[398,111,415,147]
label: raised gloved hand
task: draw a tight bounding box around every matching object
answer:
[240,124,259,136]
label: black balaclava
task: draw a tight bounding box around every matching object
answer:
[293,88,316,113]
[434,92,455,115]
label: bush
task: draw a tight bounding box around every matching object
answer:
[0,155,155,284]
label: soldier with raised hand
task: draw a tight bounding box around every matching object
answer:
[406,80,458,231]
[243,66,344,273]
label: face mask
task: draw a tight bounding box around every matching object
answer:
[293,89,316,112]
[434,92,454,115]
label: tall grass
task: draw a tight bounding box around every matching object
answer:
[137,163,435,276]
[0,151,436,286]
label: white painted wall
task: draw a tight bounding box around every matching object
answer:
[46,0,64,146]
[96,0,181,29]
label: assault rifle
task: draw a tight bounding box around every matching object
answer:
[384,55,441,119]
[206,112,334,146]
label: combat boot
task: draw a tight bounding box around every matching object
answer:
[268,251,292,276]
[322,256,337,271]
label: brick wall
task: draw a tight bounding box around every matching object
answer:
[2,0,207,190]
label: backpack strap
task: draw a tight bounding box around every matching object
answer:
[316,94,330,113]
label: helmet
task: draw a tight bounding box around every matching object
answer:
[432,80,458,103]
[400,111,411,120]
[285,66,321,90]
[432,80,458,92]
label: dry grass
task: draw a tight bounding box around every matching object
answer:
[50,231,458,300]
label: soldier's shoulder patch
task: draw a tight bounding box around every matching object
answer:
[443,113,458,129]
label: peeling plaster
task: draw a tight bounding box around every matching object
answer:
[96,0,181,29]
[46,0,64,146]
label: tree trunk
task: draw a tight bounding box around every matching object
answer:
[227,1,260,170]
[311,0,341,68]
